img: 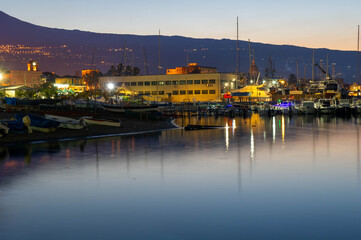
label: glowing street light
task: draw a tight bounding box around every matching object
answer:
[0,73,2,80]
[107,82,115,91]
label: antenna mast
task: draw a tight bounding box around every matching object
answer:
[312,50,315,81]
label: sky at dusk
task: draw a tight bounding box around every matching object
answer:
[2,0,361,51]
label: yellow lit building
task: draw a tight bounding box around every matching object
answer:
[167,63,217,75]
[231,84,272,102]
[100,73,238,102]
[9,60,44,87]
[54,76,86,93]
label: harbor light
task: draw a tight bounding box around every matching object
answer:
[250,80,253,84]
[225,83,229,86]
[107,82,115,90]
[0,73,2,80]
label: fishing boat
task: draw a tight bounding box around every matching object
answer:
[102,103,158,113]
[315,99,336,114]
[81,116,121,127]
[45,114,86,130]
[298,101,316,114]
[14,113,61,133]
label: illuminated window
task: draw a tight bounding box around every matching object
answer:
[172,81,178,85]
[180,80,186,85]
[158,81,164,85]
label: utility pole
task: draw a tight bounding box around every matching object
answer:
[326,54,329,80]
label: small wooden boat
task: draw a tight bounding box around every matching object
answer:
[14,113,60,133]
[45,114,85,130]
[81,116,121,127]
[184,124,222,130]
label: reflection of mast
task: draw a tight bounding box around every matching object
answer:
[357,125,360,184]
[95,142,99,179]
[237,138,242,192]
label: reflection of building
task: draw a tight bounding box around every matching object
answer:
[54,76,86,93]
[167,63,217,75]
[100,73,238,102]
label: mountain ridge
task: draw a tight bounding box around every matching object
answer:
[0,11,358,82]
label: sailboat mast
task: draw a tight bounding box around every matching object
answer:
[312,50,315,82]
[236,17,239,74]
[357,25,360,83]
[158,29,161,75]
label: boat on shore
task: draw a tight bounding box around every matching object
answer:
[102,103,158,113]
[45,114,86,130]
[81,116,121,127]
[184,124,222,130]
[14,113,60,133]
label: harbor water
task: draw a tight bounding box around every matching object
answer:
[1,114,361,239]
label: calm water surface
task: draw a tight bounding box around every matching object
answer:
[1,115,361,239]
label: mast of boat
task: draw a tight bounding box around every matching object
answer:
[158,29,161,75]
[357,25,360,83]
[326,54,329,80]
[123,41,127,75]
[248,39,252,82]
[296,61,299,84]
[312,49,315,82]
[236,16,239,75]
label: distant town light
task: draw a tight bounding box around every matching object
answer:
[107,82,115,90]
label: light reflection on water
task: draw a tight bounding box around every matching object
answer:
[1,114,361,239]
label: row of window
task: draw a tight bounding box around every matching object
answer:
[137,90,216,95]
[120,79,216,87]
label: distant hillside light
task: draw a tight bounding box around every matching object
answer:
[27,60,39,71]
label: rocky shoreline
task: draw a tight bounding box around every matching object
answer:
[0,111,177,145]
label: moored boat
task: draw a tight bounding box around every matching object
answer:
[14,113,60,133]
[81,116,121,127]
[315,99,336,114]
[102,103,159,113]
[45,114,86,130]
[298,101,316,115]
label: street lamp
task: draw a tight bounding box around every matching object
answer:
[0,73,2,81]
[107,82,115,91]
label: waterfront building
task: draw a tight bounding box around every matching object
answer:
[100,72,238,102]
[10,60,44,87]
[54,76,86,93]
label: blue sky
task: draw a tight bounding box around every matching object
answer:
[2,0,360,50]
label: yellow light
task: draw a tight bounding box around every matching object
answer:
[0,73,2,80]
